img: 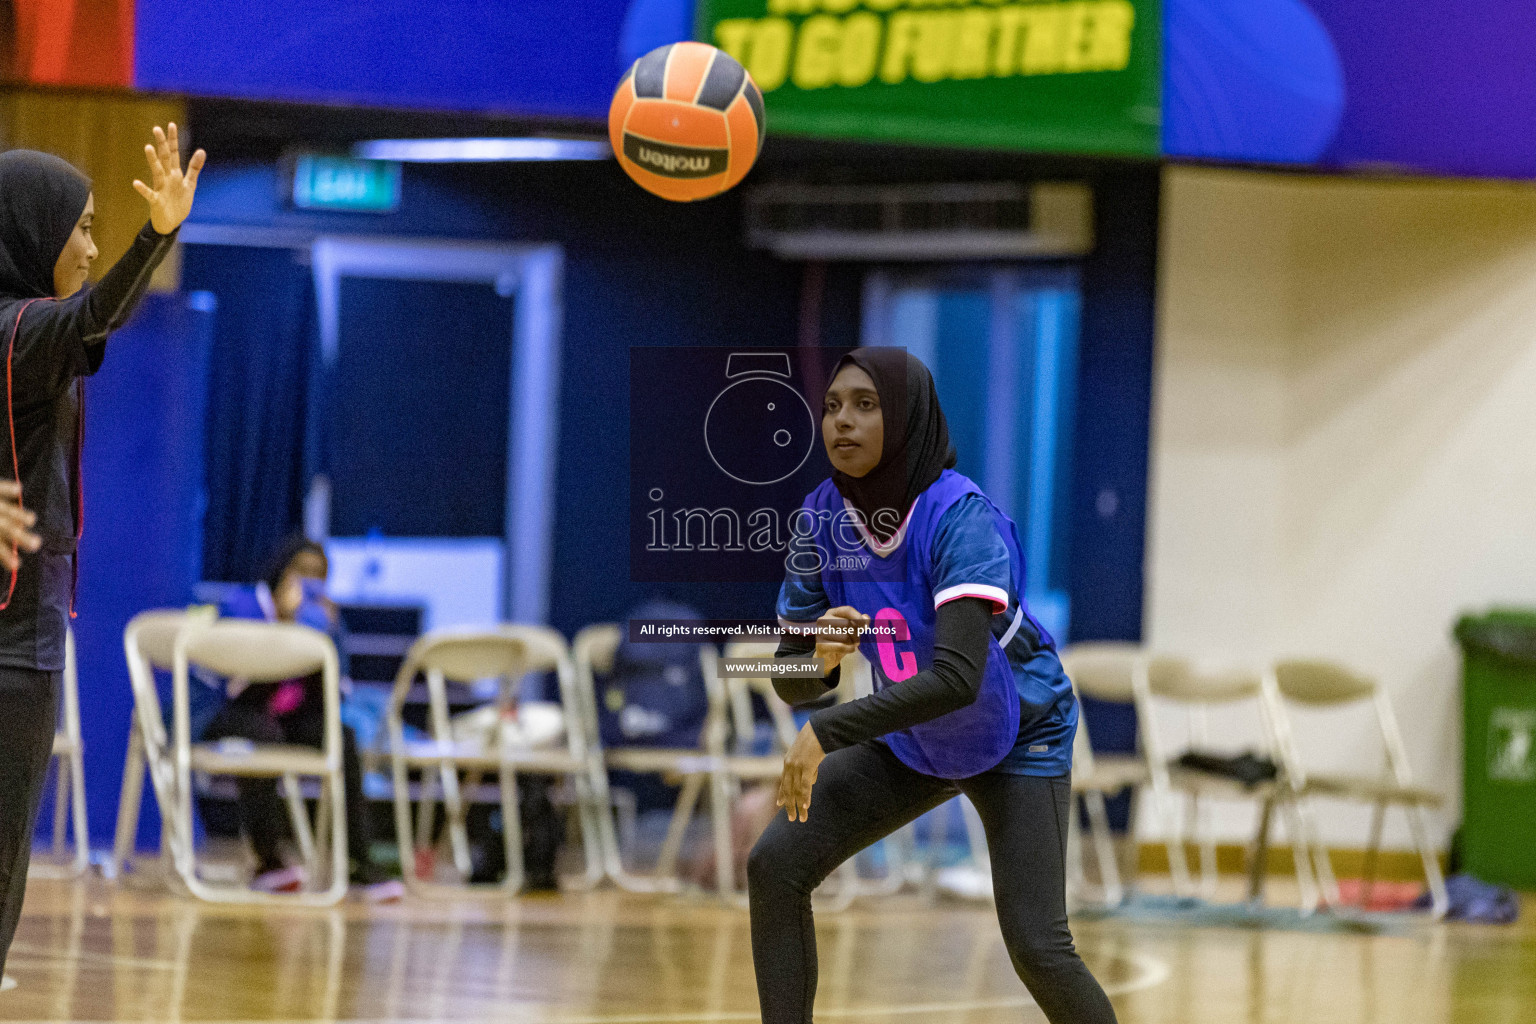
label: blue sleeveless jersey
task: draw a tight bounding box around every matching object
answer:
[784,470,1076,779]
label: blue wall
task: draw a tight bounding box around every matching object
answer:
[1069,171,1159,773]
[1072,174,1158,647]
[136,0,693,119]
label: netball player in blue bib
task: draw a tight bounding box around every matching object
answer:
[749,348,1117,1024]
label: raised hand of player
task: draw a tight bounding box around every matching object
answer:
[814,605,869,676]
[133,124,206,235]
[777,721,825,823]
[0,480,40,572]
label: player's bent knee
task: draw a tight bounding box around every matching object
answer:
[747,826,785,892]
[747,819,818,896]
[1007,935,1084,985]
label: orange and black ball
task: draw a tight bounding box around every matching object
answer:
[609,42,765,202]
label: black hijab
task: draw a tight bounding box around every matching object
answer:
[262,533,328,594]
[0,150,92,300]
[827,347,956,543]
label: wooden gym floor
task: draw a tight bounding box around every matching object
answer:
[2,876,1532,1023]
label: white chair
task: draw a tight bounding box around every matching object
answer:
[575,630,869,904]
[110,608,207,880]
[30,628,90,878]
[723,644,802,757]
[712,641,861,909]
[571,623,721,894]
[708,641,801,898]
[1134,655,1320,909]
[386,626,604,895]
[1266,659,1449,918]
[170,618,348,905]
[939,643,1145,908]
[113,607,318,886]
[732,645,920,902]
[1059,642,1150,907]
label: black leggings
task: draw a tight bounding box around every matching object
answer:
[203,686,373,874]
[0,667,58,976]
[748,741,1117,1024]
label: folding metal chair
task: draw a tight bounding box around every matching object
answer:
[711,641,862,909]
[386,625,603,895]
[169,618,348,905]
[110,608,205,881]
[30,628,90,878]
[1059,642,1151,907]
[1135,654,1319,909]
[1266,658,1449,917]
[571,623,723,893]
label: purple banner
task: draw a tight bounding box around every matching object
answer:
[1165,0,1536,179]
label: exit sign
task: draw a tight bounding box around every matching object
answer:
[291,154,402,212]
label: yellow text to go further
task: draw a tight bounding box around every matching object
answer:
[713,1,1136,94]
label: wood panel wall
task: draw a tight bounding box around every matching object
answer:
[1,87,188,292]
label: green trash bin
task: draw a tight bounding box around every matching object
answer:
[1455,609,1536,889]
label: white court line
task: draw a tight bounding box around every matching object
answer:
[0,950,1171,1024]
[4,944,181,971]
[514,954,1172,1024]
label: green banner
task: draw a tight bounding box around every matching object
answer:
[698,0,1159,157]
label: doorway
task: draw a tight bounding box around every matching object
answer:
[861,267,1081,639]
[181,228,564,628]
[310,237,563,627]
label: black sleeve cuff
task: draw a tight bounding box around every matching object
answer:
[771,633,840,707]
[808,702,852,753]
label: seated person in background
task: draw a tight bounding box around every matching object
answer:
[203,534,402,899]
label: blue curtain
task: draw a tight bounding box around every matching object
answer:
[57,294,214,845]
[183,245,315,582]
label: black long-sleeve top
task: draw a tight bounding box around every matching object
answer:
[773,596,994,753]
[0,221,178,670]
